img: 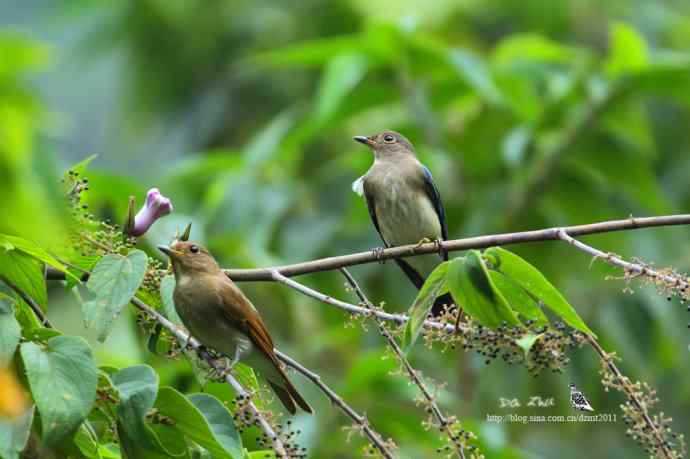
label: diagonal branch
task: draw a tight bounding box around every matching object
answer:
[0,274,53,328]
[556,230,681,458]
[587,336,675,459]
[45,214,690,282]
[339,268,468,459]
[129,297,289,458]
[275,351,397,459]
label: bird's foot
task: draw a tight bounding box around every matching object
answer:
[185,339,195,352]
[432,238,447,258]
[372,246,386,264]
[414,237,432,249]
[210,364,233,382]
[210,354,240,382]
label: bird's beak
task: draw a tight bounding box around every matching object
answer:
[353,135,374,147]
[157,245,180,258]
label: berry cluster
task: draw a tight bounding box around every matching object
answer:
[421,307,586,376]
[599,356,687,459]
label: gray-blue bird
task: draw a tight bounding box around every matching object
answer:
[353,130,452,314]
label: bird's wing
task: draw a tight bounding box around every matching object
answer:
[362,181,386,246]
[216,279,275,355]
[421,165,448,251]
[363,180,426,289]
[217,278,312,414]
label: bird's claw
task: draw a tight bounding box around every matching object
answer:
[211,364,233,382]
[414,237,432,249]
[372,247,386,264]
[433,238,447,258]
[210,353,240,382]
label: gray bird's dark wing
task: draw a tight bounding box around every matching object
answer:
[363,182,426,289]
[421,165,448,258]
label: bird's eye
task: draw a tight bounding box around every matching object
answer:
[383,134,395,143]
[190,245,199,254]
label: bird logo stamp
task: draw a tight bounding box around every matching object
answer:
[569,382,594,412]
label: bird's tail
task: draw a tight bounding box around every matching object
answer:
[266,362,313,415]
[395,257,456,316]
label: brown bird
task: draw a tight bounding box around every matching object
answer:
[158,241,312,415]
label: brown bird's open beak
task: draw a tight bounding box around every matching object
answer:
[353,135,374,147]
[158,245,179,258]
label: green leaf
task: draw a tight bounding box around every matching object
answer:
[0,299,21,366]
[315,53,368,122]
[160,274,182,325]
[484,247,595,336]
[73,421,102,459]
[244,450,276,459]
[605,22,648,77]
[155,388,243,459]
[0,249,47,311]
[0,234,74,279]
[488,271,548,325]
[23,327,62,343]
[501,125,531,167]
[82,249,148,342]
[493,33,580,66]
[251,35,364,68]
[515,333,542,354]
[447,252,519,328]
[0,407,34,459]
[147,323,164,355]
[110,365,170,458]
[402,262,449,352]
[20,336,97,446]
[448,49,503,104]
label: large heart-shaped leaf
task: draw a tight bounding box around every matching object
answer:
[485,247,595,336]
[20,336,97,445]
[110,365,171,458]
[155,388,243,459]
[82,249,148,342]
[447,252,519,328]
[402,262,448,352]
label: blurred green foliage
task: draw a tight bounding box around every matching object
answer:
[3,0,690,457]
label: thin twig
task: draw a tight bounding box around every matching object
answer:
[556,229,689,291]
[275,351,397,459]
[129,297,289,458]
[587,336,674,459]
[44,214,690,282]
[268,269,468,335]
[339,269,467,459]
[0,274,53,328]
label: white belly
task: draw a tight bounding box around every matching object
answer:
[375,181,442,247]
[374,175,443,278]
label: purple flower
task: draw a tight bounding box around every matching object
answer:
[129,188,173,237]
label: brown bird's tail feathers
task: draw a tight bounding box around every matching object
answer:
[267,361,313,415]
